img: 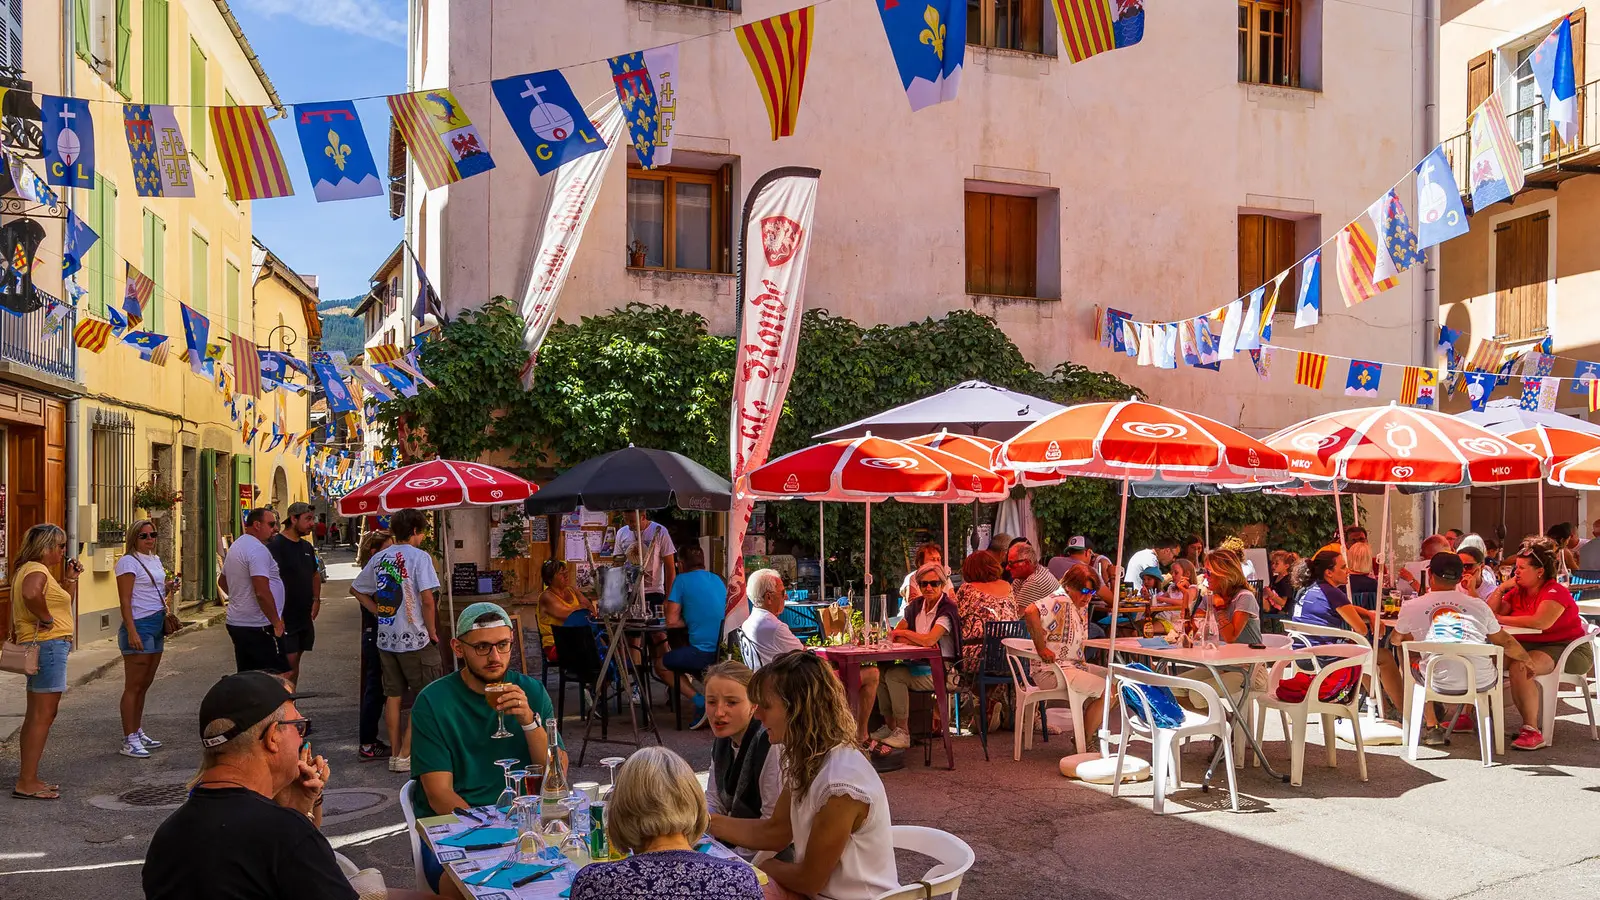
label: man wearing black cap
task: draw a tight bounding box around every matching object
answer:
[1392,551,1532,746]
[143,672,349,899]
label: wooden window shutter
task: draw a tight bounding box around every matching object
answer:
[1006,195,1037,298]
[143,0,167,103]
[718,163,733,274]
[1238,214,1265,296]
[1494,212,1549,341]
[965,193,990,294]
[114,0,131,94]
[1572,9,1587,148]
[1467,50,1493,114]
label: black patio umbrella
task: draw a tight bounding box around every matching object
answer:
[523,445,732,514]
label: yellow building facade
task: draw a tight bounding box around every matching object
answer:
[57,0,316,636]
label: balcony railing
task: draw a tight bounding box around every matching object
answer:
[0,297,77,381]
[1441,77,1600,206]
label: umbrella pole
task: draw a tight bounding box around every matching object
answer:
[865,501,874,625]
[942,503,949,576]
[1203,493,1210,548]
[819,502,826,601]
[1369,485,1392,724]
[1335,483,1348,559]
[1100,476,1130,755]
[442,510,455,670]
[1539,478,1546,535]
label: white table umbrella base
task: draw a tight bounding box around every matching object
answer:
[1335,715,1404,746]
[1065,753,1150,783]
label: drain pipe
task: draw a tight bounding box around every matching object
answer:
[1419,0,1440,539]
[62,0,81,571]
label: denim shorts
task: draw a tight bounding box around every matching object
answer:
[118,612,167,655]
[26,638,70,693]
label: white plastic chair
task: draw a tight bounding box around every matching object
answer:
[1400,641,1504,764]
[1252,644,1369,786]
[1532,624,1600,748]
[1002,637,1092,758]
[1109,664,1238,814]
[399,779,427,890]
[870,825,976,900]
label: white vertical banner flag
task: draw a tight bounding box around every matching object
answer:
[642,45,680,167]
[518,99,628,387]
[725,167,822,634]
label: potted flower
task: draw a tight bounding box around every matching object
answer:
[627,240,649,268]
[133,477,183,518]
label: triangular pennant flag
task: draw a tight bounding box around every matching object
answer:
[736,6,815,140]
[1295,250,1322,328]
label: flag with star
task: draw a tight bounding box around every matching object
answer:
[608,52,661,169]
[1295,351,1328,390]
[1345,360,1382,397]
[1368,189,1425,274]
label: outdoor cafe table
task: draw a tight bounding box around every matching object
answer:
[1084,637,1316,786]
[417,805,750,899]
[812,642,956,770]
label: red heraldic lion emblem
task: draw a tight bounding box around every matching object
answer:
[760,216,805,266]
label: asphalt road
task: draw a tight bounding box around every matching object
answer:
[3,555,1600,900]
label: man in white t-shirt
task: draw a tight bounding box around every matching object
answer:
[1393,552,1532,746]
[615,510,677,610]
[738,569,805,670]
[220,508,288,674]
[351,507,442,772]
[1123,537,1180,585]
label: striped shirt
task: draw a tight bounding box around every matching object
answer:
[1011,566,1064,609]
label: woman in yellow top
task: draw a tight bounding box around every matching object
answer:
[538,559,595,663]
[10,523,80,800]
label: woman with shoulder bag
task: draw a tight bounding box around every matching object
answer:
[115,518,180,759]
[9,524,79,800]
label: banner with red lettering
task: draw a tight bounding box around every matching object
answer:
[518,99,627,387]
[725,166,821,634]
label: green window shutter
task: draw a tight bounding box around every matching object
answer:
[225,261,240,336]
[74,0,89,61]
[143,0,167,104]
[189,40,206,165]
[191,231,208,317]
[94,177,117,317]
[114,0,131,95]
[143,210,165,332]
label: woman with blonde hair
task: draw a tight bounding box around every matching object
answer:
[710,651,896,900]
[114,518,179,758]
[570,746,761,900]
[1195,550,1263,645]
[10,523,79,800]
[702,661,783,859]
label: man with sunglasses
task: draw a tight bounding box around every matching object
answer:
[221,508,289,675]
[143,672,350,899]
[409,602,557,890]
[1006,541,1064,610]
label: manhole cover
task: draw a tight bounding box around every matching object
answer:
[323,789,387,816]
[118,784,191,807]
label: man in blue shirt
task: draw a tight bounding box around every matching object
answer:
[655,543,725,728]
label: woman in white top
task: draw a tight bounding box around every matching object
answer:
[710,652,897,900]
[114,518,178,759]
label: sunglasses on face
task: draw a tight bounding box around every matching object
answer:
[138,530,157,539]
[918,580,943,588]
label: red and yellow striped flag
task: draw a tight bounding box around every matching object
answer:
[1399,365,1421,404]
[210,106,294,200]
[365,342,403,364]
[73,317,113,353]
[1336,221,1398,306]
[1295,351,1329,390]
[232,334,263,397]
[1054,0,1115,62]
[1590,377,1600,413]
[736,7,814,141]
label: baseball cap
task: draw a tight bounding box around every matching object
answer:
[198,672,300,748]
[286,501,315,518]
[456,601,513,638]
[1067,536,1088,550]
[1427,551,1464,582]
[1140,566,1163,581]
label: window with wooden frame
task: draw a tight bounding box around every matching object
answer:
[1471,10,1588,167]
[1239,0,1299,87]
[1494,211,1549,342]
[1238,213,1302,314]
[967,0,1047,55]
[965,190,1037,298]
[626,165,732,274]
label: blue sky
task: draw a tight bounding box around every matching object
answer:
[230,0,406,301]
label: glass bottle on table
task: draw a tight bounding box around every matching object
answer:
[540,717,571,823]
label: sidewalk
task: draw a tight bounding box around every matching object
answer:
[0,605,228,745]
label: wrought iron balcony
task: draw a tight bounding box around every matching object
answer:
[1441,76,1600,211]
[0,297,77,382]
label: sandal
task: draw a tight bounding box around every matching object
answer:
[12,787,60,800]
[866,739,897,759]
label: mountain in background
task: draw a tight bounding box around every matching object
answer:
[318,294,367,358]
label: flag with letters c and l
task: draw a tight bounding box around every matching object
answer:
[491,69,608,176]
[737,7,815,140]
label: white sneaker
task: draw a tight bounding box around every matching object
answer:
[880,728,912,750]
[136,729,162,748]
[120,736,151,759]
[870,725,893,742]
[388,755,410,773]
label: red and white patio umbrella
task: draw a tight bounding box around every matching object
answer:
[1549,446,1600,490]
[1262,404,1541,488]
[996,400,1291,758]
[745,435,1007,621]
[337,459,536,515]
[1498,425,1600,470]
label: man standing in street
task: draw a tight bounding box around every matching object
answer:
[269,502,322,693]
[352,508,442,773]
[221,508,288,675]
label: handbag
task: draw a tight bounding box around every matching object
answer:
[1,622,40,676]
[131,554,183,637]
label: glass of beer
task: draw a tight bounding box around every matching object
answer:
[485,682,514,738]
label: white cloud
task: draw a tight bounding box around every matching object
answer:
[240,0,407,46]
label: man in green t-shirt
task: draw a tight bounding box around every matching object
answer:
[410,602,558,819]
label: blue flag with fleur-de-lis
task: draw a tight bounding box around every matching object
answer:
[292,101,382,203]
[607,53,660,169]
[1345,360,1382,397]
[877,0,967,111]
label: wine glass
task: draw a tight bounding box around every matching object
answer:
[493,759,520,821]
[485,682,513,739]
[510,796,543,864]
[599,756,625,796]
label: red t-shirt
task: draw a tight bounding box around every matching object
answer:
[1505,580,1586,643]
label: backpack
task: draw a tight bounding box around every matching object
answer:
[1118,662,1186,729]
[1273,666,1360,705]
